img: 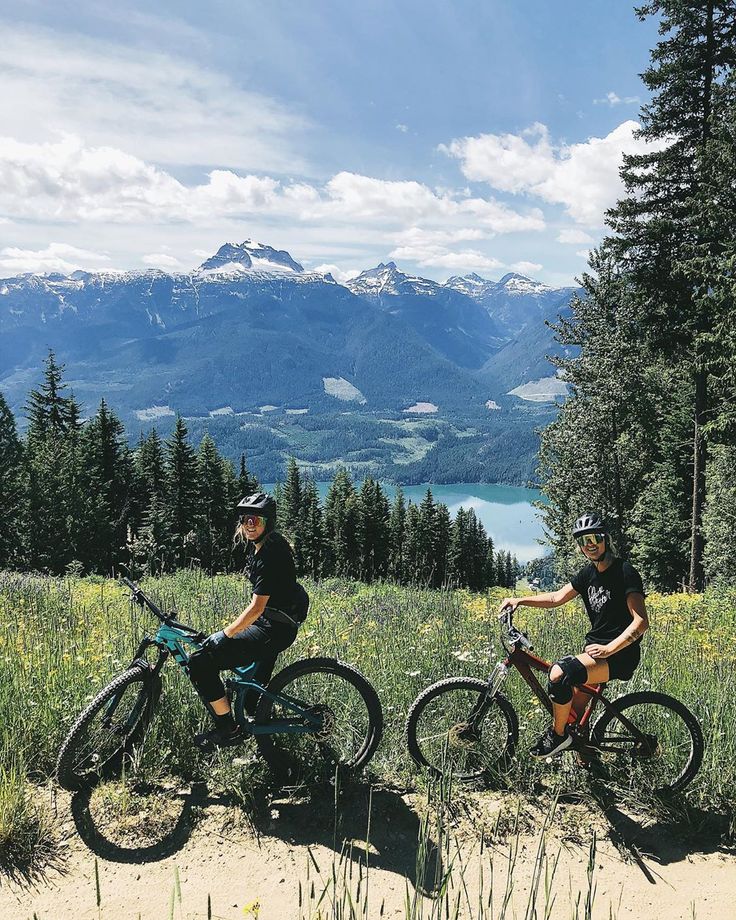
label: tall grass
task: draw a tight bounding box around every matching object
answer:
[0,570,734,868]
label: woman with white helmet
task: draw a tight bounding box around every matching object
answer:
[499,511,649,759]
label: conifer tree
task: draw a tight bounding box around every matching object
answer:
[165,416,199,567]
[280,457,302,540]
[195,434,231,572]
[358,477,390,582]
[296,476,325,578]
[0,391,25,567]
[323,467,358,577]
[237,453,261,498]
[387,485,406,582]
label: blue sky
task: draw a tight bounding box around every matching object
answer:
[0,1,660,285]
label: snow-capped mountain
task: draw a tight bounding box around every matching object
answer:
[346,262,506,369]
[444,271,577,337]
[198,240,305,274]
[346,262,440,298]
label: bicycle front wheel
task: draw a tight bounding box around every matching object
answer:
[56,665,161,791]
[406,677,518,781]
[251,657,383,785]
[590,691,703,796]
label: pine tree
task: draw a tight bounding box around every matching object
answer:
[387,486,406,582]
[195,434,231,572]
[77,400,131,573]
[237,453,261,498]
[280,457,302,540]
[165,416,199,567]
[25,351,76,441]
[358,477,390,582]
[323,467,358,577]
[23,356,80,572]
[403,502,422,584]
[0,392,25,567]
[296,476,324,578]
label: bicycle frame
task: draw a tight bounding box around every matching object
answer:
[128,607,322,737]
[502,643,606,734]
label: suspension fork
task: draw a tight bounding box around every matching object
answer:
[466,661,511,727]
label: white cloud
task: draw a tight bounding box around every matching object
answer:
[0,137,546,238]
[142,253,185,269]
[0,26,307,173]
[593,91,640,106]
[0,242,111,275]
[389,243,503,272]
[396,123,409,133]
[311,264,361,283]
[575,249,591,259]
[509,261,543,275]
[445,121,655,226]
[557,228,595,244]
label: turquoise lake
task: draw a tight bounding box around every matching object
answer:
[267,482,546,563]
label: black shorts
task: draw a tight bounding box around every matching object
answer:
[601,642,641,681]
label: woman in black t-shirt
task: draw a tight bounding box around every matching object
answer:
[188,492,309,748]
[498,511,648,760]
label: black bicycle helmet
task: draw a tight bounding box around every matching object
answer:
[236,492,277,529]
[571,511,608,537]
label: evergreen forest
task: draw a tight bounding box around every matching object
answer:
[0,357,519,590]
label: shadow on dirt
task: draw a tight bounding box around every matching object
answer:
[68,775,441,892]
[69,782,208,864]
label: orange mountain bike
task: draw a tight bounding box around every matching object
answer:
[406,607,703,796]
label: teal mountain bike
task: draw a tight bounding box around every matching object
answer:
[56,577,383,790]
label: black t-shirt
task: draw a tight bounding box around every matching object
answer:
[246,532,304,618]
[570,558,646,645]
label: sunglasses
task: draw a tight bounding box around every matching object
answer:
[575,533,606,548]
[240,514,267,528]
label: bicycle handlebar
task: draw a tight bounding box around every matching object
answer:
[119,575,204,641]
[498,605,533,651]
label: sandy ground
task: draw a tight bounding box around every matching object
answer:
[1,781,734,920]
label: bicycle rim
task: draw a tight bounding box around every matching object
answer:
[591,693,702,795]
[407,679,516,781]
[254,660,381,785]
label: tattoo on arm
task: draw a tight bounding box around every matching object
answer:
[624,624,645,644]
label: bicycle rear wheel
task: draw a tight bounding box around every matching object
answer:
[406,677,518,781]
[590,691,703,796]
[56,664,161,791]
[250,657,383,785]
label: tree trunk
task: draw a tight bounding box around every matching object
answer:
[688,366,707,591]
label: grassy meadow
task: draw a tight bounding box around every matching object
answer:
[0,570,735,874]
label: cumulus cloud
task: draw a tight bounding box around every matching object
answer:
[0,243,111,274]
[311,264,361,283]
[396,123,409,133]
[593,91,640,106]
[142,253,185,269]
[557,227,595,244]
[0,25,307,172]
[444,121,654,226]
[0,136,546,236]
[509,261,543,275]
[387,226,504,272]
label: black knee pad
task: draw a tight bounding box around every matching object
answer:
[547,655,588,704]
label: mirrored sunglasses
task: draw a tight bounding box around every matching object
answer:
[575,532,606,548]
[240,514,266,528]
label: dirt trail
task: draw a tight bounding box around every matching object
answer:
[1,784,734,920]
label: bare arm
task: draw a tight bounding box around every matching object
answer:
[223,593,269,637]
[586,593,649,658]
[498,582,579,612]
